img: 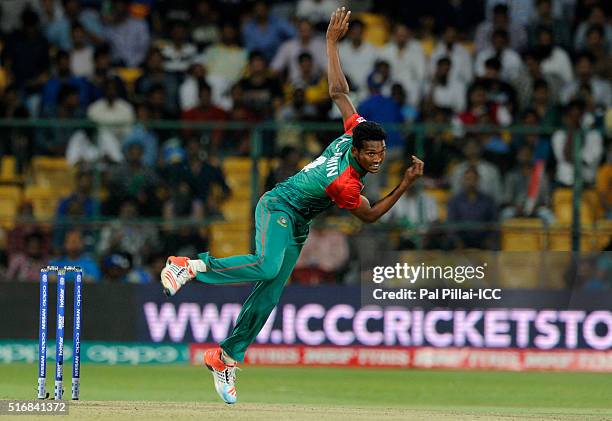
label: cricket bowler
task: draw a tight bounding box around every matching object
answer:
[160,7,424,404]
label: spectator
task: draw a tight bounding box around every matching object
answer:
[552,100,603,187]
[294,222,349,284]
[338,19,379,101]
[181,82,228,149]
[56,170,98,220]
[458,82,510,127]
[501,144,554,224]
[584,25,612,80]
[381,184,439,250]
[4,8,50,97]
[296,0,339,28]
[203,23,248,87]
[104,0,150,67]
[0,84,31,173]
[530,79,561,127]
[6,232,47,282]
[87,77,135,149]
[41,50,90,115]
[69,23,95,78]
[475,3,527,53]
[478,57,518,119]
[123,103,158,167]
[98,199,159,267]
[160,19,197,74]
[484,0,535,29]
[277,87,317,122]
[170,138,231,215]
[447,166,498,250]
[241,1,296,61]
[50,229,101,282]
[450,139,503,204]
[535,26,573,85]
[190,0,220,50]
[429,24,473,85]
[272,19,326,85]
[135,48,179,114]
[287,52,329,108]
[516,49,564,110]
[45,0,104,50]
[358,77,404,154]
[475,29,523,83]
[379,23,426,101]
[265,146,301,191]
[574,6,612,53]
[226,83,259,154]
[561,52,612,107]
[391,83,418,123]
[422,57,466,113]
[527,0,571,50]
[237,51,283,119]
[106,141,161,216]
[596,145,612,219]
[87,44,127,101]
[512,109,552,163]
[38,84,84,155]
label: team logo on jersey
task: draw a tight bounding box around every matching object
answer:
[277,216,288,227]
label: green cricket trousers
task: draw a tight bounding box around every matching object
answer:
[195,191,310,362]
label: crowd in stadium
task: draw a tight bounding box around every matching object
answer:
[0,0,610,285]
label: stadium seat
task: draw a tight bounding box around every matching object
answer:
[498,252,541,288]
[116,67,143,92]
[0,186,22,228]
[210,223,251,256]
[595,220,612,250]
[24,185,60,222]
[546,224,594,251]
[0,155,20,183]
[31,157,75,193]
[552,188,596,226]
[501,218,544,251]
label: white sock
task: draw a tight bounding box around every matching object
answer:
[187,259,206,276]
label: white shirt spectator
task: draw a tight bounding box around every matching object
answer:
[381,191,439,225]
[552,129,603,186]
[87,97,135,140]
[179,74,231,111]
[574,22,612,53]
[475,48,523,82]
[429,42,473,85]
[271,36,327,84]
[379,41,426,94]
[70,46,94,78]
[540,47,574,85]
[160,42,198,73]
[339,40,379,100]
[474,21,527,53]
[450,161,503,204]
[296,0,339,25]
[560,78,612,107]
[203,44,248,85]
[423,79,466,113]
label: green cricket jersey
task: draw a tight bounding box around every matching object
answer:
[273,114,368,220]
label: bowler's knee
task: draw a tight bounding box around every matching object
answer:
[257,255,282,280]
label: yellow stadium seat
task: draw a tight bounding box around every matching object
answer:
[0,186,22,228]
[210,223,252,256]
[116,67,143,92]
[553,188,596,226]
[31,157,75,193]
[501,218,545,251]
[221,200,251,222]
[498,252,541,288]
[24,186,60,222]
[595,220,612,250]
[0,155,19,183]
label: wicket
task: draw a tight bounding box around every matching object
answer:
[37,266,83,400]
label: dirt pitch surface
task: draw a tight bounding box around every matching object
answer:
[12,401,611,421]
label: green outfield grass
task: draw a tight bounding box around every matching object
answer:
[1,364,611,420]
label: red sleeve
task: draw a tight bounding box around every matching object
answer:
[343,113,366,135]
[325,173,363,210]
